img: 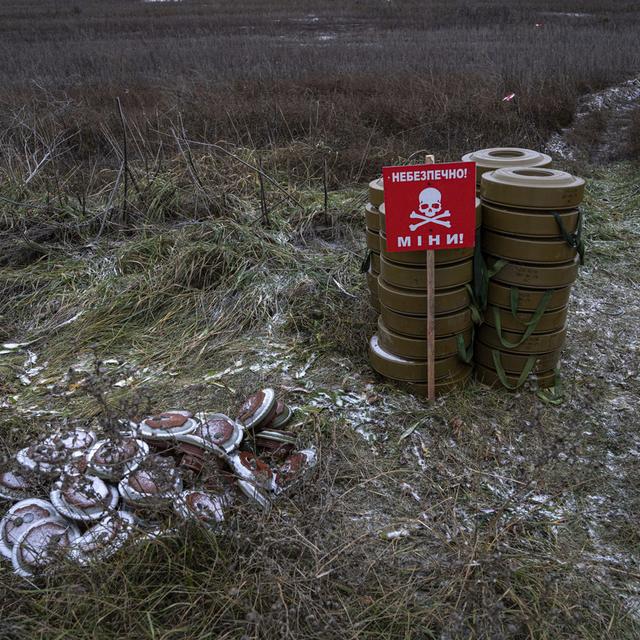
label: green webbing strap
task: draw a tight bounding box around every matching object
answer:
[507,287,554,326]
[464,284,483,325]
[491,288,553,348]
[553,209,585,265]
[536,364,564,404]
[487,258,509,279]
[456,327,474,364]
[360,250,371,274]
[474,253,509,315]
[492,349,537,390]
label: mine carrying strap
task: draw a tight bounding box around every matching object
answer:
[491,349,538,390]
[491,288,554,348]
[553,208,585,265]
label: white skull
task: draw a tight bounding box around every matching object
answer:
[418,187,442,217]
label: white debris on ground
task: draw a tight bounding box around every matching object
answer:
[546,75,640,161]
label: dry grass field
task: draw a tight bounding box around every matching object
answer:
[0,1,639,639]
[1,0,640,178]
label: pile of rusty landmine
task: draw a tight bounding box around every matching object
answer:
[365,178,478,395]
[0,388,315,578]
[364,147,585,394]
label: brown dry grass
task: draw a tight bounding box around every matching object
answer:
[1,0,639,179]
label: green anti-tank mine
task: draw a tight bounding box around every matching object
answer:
[478,324,566,354]
[378,279,470,315]
[462,147,552,185]
[379,256,473,291]
[368,335,470,382]
[486,255,580,289]
[484,304,568,334]
[475,363,556,389]
[475,341,561,375]
[487,281,571,311]
[365,203,380,231]
[482,230,578,264]
[400,366,473,396]
[481,201,580,237]
[380,304,472,338]
[377,317,472,359]
[481,167,585,209]
[366,228,379,252]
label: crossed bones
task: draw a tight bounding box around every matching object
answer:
[409,210,451,231]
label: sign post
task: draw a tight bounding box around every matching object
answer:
[382,159,476,401]
[423,155,436,402]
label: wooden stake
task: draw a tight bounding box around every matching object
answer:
[424,155,435,402]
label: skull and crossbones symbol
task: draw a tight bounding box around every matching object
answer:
[409,187,451,230]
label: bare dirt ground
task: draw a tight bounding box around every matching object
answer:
[547,74,640,163]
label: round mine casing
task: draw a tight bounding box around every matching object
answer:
[377,318,472,359]
[487,255,580,289]
[401,366,473,396]
[366,228,379,252]
[481,201,579,238]
[366,267,378,298]
[487,281,571,312]
[368,335,468,382]
[475,341,562,375]
[365,203,380,232]
[379,256,472,291]
[368,178,384,207]
[378,279,470,315]
[483,230,577,264]
[475,364,557,389]
[380,304,472,338]
[481,168,584,210]
[478,324,566,354]
[370,251,380,273]
[484,304,568,334]
[462,147,552,185]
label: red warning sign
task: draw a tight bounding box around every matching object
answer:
[382,161,476,252]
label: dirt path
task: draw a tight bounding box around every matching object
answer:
[547,75,640,163]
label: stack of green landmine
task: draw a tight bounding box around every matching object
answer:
[474,165,584,389]
[364,178,480,395]
[364,178,384,311]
